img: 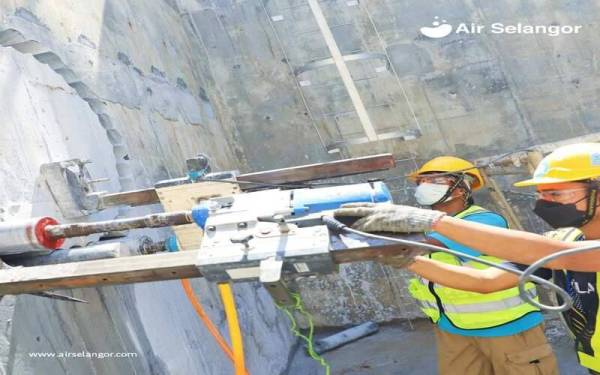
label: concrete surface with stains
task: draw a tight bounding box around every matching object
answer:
[289,318,587,374]
[178,0,600,326]
[2,0,600,373]
[0,2,294,374]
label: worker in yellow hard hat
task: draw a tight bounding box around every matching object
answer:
[402,156,557,375]
[334,143,600,374]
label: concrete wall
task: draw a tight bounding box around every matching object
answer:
[2,1,600,373]
[180,0,600,325]
[0,2,298,374]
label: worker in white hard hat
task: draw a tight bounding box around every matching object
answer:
[334,143,600,374]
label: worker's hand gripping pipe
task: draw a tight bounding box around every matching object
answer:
[321,216,575,312]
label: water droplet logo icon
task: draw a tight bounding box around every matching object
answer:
[420,17,453,38]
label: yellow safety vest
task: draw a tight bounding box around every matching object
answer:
[408,205,540,330]
[544,227,600,372]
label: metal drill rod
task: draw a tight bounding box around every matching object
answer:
[30,291,88,303]
[45,211,193,239]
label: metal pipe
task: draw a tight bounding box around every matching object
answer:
[45,211,193,239]
[5,242,124,266]
[314,321,379,354]
[0,217,64,254]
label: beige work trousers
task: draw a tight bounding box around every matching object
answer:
[434,325,558,375]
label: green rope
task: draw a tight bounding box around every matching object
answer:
[277,292,330,375]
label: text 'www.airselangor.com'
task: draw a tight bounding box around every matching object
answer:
[29,351,138,359]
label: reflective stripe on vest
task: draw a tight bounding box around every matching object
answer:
[544,227,600,372]
[416,288,538,314]
[408,205,540,330]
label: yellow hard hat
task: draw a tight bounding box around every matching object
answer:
[409,156,484,190]
[515,143,600,187]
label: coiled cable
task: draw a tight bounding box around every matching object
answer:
[517,242,600,312]
[321,216,574,312]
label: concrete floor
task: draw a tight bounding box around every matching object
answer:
[288,317,587,375]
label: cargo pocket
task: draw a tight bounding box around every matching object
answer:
[505,343,558,375]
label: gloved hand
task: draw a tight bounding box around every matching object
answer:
[334,202,446,233]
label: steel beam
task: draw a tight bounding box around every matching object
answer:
[0,233,425,295]
[99,154,396,207]
[0,250,201,295]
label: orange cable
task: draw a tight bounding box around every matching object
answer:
[180,279,234,360]
[181,279,250,375]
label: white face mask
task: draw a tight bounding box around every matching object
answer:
[414,183,451,206]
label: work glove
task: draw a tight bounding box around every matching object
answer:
[334,202,446,233]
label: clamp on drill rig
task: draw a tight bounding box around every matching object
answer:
[0,153,427,306]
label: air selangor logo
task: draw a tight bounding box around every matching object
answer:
[420,17,582,38]
[420,16,453,38]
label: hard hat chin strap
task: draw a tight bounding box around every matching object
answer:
[583,182,599,225]
[433,174,468,206]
